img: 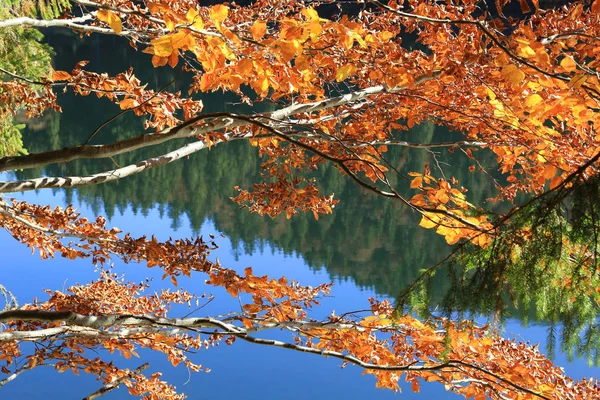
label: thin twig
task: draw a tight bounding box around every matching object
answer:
[82,363,150,400]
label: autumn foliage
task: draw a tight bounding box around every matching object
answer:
[1,0,600,398]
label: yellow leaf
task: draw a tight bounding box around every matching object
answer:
[164,15,176,31]
[301,7,320,21]
[560,56,577,72]
[51,70,71,81]
[151,35,173,57]
[419,216,437,229]
[379,31,394,41]
[485,86,496,100]
[209,4,228,26]
[259,76,269,93]
[481,337,493,346]
[250,21,267,41]
[524,93,543,108]
[97,9,122,34]
[335,64,356,82]
[186,8,204,30]
[305,21,322,41]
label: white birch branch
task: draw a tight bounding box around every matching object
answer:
[0,15,137,36]
[0,72,445,192]
[0,85,391,173]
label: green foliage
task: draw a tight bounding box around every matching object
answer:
[0,0,70,19]
[437,172,600,365]
[0,0,56,156]
[0,121,28,156]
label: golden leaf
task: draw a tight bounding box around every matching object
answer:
[278,40,300,62]
[501,64,525,85]
[305,21,322,41]
[150,36,174,57]
[250,21,267,41]
[379,31,394,41]
[164,15,176,31]
[97,9,122,34]
[301,7,320,21]
[419,216,437,229]
[209,4,228,26]
[186,8,204,30]
[335,64,356,82]
[560,56,577,72]
[524,93,543,109]
[569,73,587,88]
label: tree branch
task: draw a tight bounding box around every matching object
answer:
[0,308,555,399]
[83,363,150,400]
[0,85,391,173]
[0,65,444,174]
[0,15,138,36]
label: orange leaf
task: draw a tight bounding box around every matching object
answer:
[543,164,557,179]
[411,380,420,393]
[241,318,253,329]
[168,50,179,68]
[51,70,71,81]
[410,176,422,189]
[250,21,267,41]
[97,9,122,34]
[502,64,525,85]
[152,55,168,67]
[209,4,228,26]
[119,98,138,110]
[549,176,562,190]
[237,58,254,75]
